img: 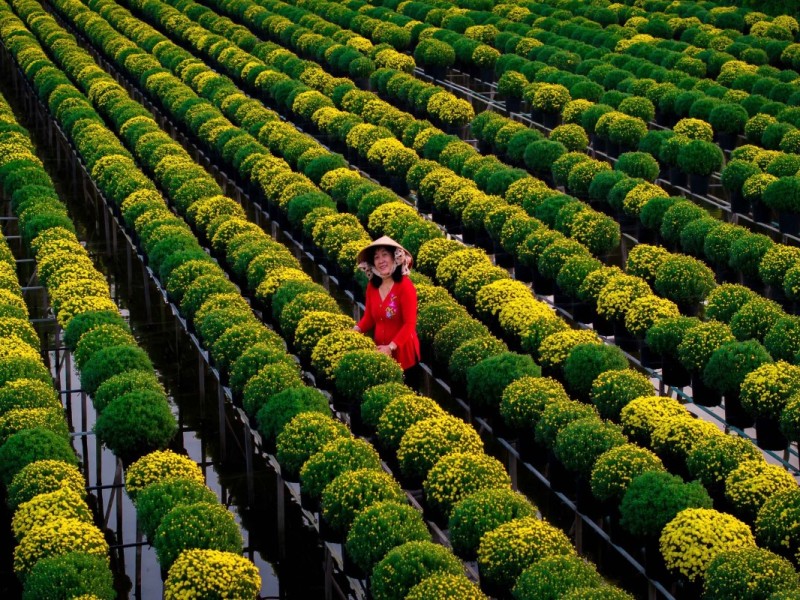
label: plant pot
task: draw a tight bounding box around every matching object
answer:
[613,320,637,352]
[689,173,710,196]
[730,190,750,214]
[691,374,721,407]
[755,416,789,451]
[542,111,560,130]
[591,135,606,154]
[571,301,595,324]
[724,391,754,430]
[752,198,772,223]
[669,166,686,188]
[342,548,368,580]
[425,65,446,82]
[661,355,691,388]
[513,258,534,282]
[593,313,614,336]
[552,288,574,311]
[505,96,521,114]
[778,211,800,238]
[318,515,345,544]
[300,488,320,514]
[532,269,554,296]
[389,175,409,196]
[638,340,662,370]
[716,132,738,152]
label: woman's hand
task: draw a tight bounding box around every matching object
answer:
[376,345,393,356]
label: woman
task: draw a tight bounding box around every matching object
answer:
[354,236,421,379]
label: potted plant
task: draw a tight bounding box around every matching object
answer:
[164,549,260,599]
[497,71,527,113]
[12,517,109,580]
[596,275,652,336]
[620,472,713,540]
[686,433,762,498]
[537,329,602,375]
[0,428,78,489]
[397,415,483,482]
[376,394,444,452]
[135,478,218,542]
[242,362,304,417]
[406,572,487,599]
[743,173,778,223]
[22,551,114,600]
[448,488,536,561]
[361,383,416,431]
[765,316,800,364]
[650,415,723,473]
[705,284,758,324]
[729,298,786,343]
[590,369,655,421]
[423,451,510,521]
[763,176,800,236]
[676,139,724,195]
[550,124,589,152]
[275,413,350,481]
[531,84,571,129]
[721,160,761,213]
[310,330,376,384]
[619,395,686,446]
[615,152,660,182]
[153,502,242,569]
[741,362,800,450]
[333,350,403,405]
[755,488,800,557]
[6,459,85,512]
[708,104,749,150]
[370,541,463,600]
[645,316,699,387]
[590,444,664,504]
[759,244,800,292]
[11,487,92,543]
[513,555,605,600]
[345,501,430,577]
[467,352,540,413]
[413,39,455,80]
[624,295,680,356]
[703,547,799,600]
[498,376,569,439]
[654,254,716,315]
[448,336,508,388]
[477,516,575,592]
[563,343,628,401]
[124,450,204,504]
[554,417,627,480]
[725,460,797,521]
[535,399,600,451]
[703,340,772,424]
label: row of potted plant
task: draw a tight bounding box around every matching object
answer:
[0,3,271,592]
[56,0,800,592]
[0,85,115,597]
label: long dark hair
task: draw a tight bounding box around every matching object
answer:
[368,246,404,287]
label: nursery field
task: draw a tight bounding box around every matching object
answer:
[1,0,800,597]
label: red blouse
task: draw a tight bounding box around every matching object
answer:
[357,276,420,370]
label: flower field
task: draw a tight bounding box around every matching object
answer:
[0,0,800,597]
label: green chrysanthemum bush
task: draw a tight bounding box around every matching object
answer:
[311,330,376,382]
[705,284,758,324]
[448,488,536,560]
[563,343,628,400]
[703,547,799,600]
[535,399,599,449]
[12,487,92,542]
[596,275,652,322]
[370,541,464,600]
[136,477,218,542]
[725,460,797,521]
[21,551,114,600]
[163,549,261,600]
[590,369,654,421]
[590,443,665,503]
[276,412,350,480]
[554,417,627,477]
[13,517,109,580]
[537,329,601,371]
[334,349,403,402]
[740,362,800,419]
[7,459,85,512]
[125,450,204,504]
[424,452,510,519]
[321,468,405,536]
[360,382,416,430]
[153,502,242,569]
[755,489,800,556]
[654,254,716,308]
[677,321,736,374]
[0,378,60,416]
[477,516,575,590]
[513,554,605,600]
[405,572,487,600]
[300,437,382,502]
[660,508,755,582]
[0,428,78,488]
[345,501,430,575]
[397,414,483,480]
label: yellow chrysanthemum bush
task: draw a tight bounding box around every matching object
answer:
[537,329,601,371]
[649,414,723,466]
[590,443,665,503]
[164,549,261,600]
[125,450,205,504]
[659,508,755,582]
[11,487,93,542]
[13,517,109,579]
[619,395,687,446]
[477,516,575,590]
[725,460,797,521]
[397,414,483,481]
[7,459,86,511]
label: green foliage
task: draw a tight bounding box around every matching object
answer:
[22,552,114,600]
[154,502,242,569]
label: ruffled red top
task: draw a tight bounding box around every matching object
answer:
[357,276,420,370]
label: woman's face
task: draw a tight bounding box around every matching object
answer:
[373,247,394,278]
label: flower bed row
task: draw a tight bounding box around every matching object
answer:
[0,3,269,593]
[40,0,800,592]
[0,87,115,597]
